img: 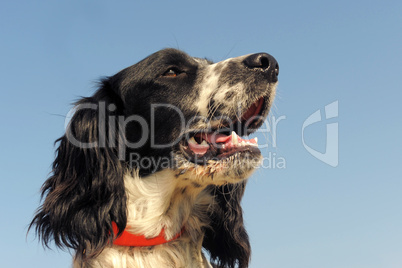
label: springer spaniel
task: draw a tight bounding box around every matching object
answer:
[30,48,279,268]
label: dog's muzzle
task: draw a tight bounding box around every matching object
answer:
[175,52,279,170]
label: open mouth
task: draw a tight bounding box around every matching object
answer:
[179,97,266,164]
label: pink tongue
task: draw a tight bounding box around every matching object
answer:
[188,143,209,155]
[207,133,231,143]
[202,133,254,145]
[188,132,258,156]
[188,97,264,155]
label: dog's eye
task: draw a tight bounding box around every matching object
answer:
[163,68,181,77]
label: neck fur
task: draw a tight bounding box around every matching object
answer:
[75,169,215,268]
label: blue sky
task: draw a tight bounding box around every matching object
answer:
[1,0,401,267]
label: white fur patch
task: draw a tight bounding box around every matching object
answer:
[74,170,215,267]
[195,65,223,117]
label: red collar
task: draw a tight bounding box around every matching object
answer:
[112,222,183,247]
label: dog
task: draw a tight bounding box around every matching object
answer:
[30,48,278,268]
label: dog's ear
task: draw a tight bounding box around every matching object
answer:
[203,181,251,268]
[29,79,127,258]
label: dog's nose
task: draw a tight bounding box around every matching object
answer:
[243,53,279,82]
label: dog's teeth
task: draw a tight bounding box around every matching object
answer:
[201,140,208,146]
[189,137,198,144]
[247,137,258,146]
[241,141,246,147]
[231,131,238,145]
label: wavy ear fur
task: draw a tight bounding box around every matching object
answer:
[29,79,127,259]
[203,181,251,268]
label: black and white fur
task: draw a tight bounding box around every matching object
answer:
[30,48,279,268]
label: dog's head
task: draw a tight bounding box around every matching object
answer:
[111,48,278,180]
[30,48,278,267]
